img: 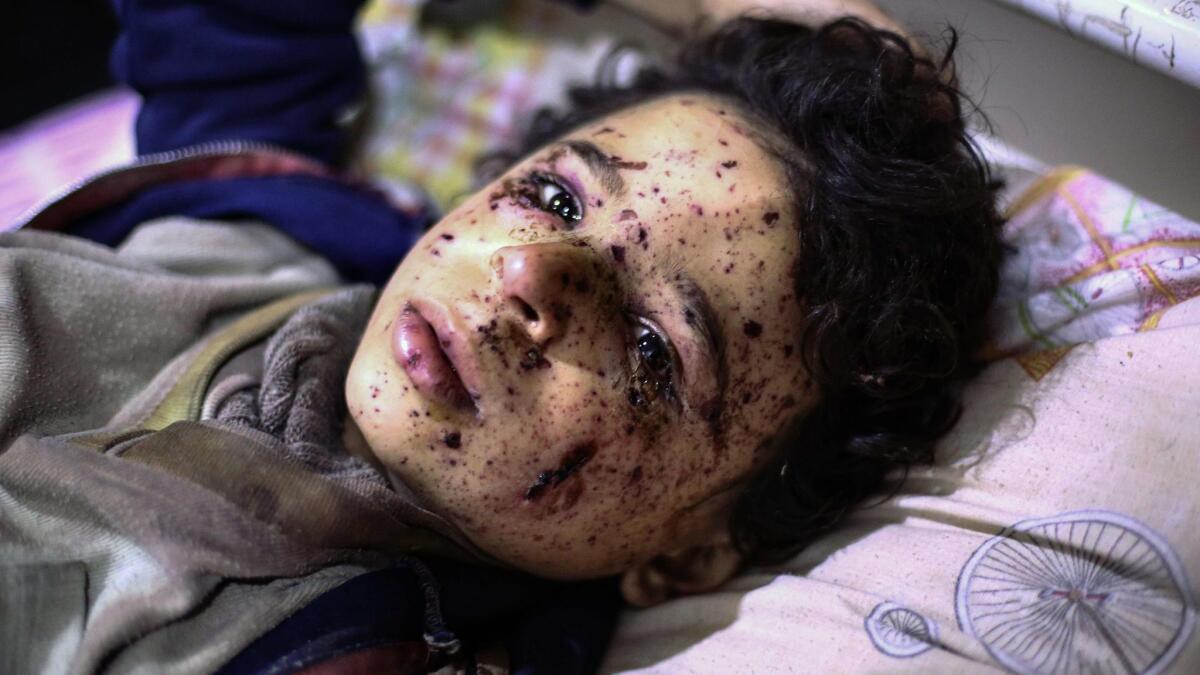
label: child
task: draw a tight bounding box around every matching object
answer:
[0,0,1003,672]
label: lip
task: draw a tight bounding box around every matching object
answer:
[392,299,482,414]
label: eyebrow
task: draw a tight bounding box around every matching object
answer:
[558,140,626,196]
[669,271,728,420]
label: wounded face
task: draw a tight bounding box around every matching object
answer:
[346,93,812,579]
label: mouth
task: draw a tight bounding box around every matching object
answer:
[392,300,480,414]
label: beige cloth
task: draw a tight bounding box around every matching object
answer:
[602,307,1200,673]
[0,220,480,675]
[0,219,341,447]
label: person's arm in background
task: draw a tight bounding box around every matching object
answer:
[109,0,368,167]
[70,0,428,285]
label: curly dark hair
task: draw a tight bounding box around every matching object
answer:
[485,17,1005,565]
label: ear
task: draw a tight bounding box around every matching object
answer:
[619,536,743,608]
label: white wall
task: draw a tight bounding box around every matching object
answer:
[877,0,1200,220]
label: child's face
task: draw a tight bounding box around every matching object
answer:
[347,94,812,578]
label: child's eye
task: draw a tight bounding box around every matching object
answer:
[628,319,678,409]
[533,174,583,226]
[635,324,672,374]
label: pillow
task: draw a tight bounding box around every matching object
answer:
[599,169,1200,673]
[989,167,1200,356]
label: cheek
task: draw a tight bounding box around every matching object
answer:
[518,413,720,534]
[346,331,411,436]
[486,388,673,518]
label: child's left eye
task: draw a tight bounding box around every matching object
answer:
[628,319,678,410]
[634,324,672,375]
[534,175,583,225]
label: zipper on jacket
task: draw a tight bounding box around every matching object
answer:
[12,139,315,230]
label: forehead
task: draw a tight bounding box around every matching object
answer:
[556,93,806,434]
[575,93,786,187]
[560,93,798,300]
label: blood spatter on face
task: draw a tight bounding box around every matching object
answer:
[762,211,780,225]
[663,148,698,165]
[626,465,643,486]
[489,176,539,211]
[551,303,573,322]
[721,160,738,169]
[519,346,551,370]
[440,233,456,241]
[346,91,812,579]
[743,320,763,338]
[523,442,596,501]
[442,431,462,448]
[691,204,704,216]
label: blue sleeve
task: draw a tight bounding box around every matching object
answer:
[71,175,426,286]
[110,0,368,166]
[77,0,428,285]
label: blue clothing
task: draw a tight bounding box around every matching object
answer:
[221,558,621,675]
[72,173,423,286]
[79,0,423,285]
[82,0,600,285]
[110,0,367,166]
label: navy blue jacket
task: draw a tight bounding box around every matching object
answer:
[76,0,423,285]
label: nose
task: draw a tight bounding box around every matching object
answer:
[491,242,596,345]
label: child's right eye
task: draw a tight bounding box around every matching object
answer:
[531,174,583,226]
